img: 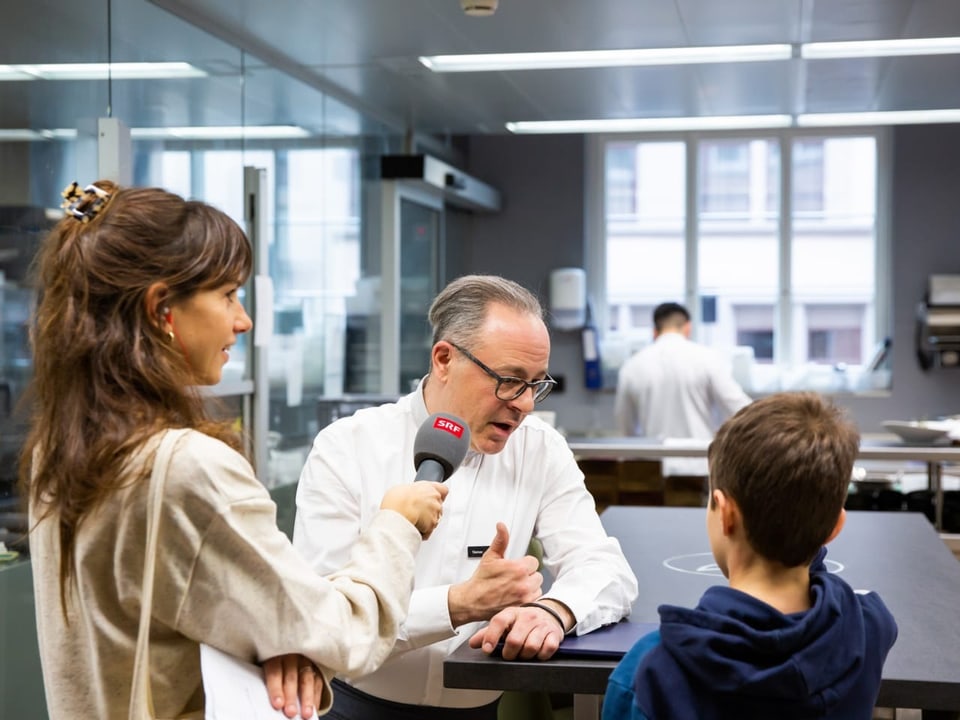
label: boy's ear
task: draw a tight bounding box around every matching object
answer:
[824,508,846,545]
[714,489,740,537]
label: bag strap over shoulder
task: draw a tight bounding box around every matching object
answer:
[129,428,192,720]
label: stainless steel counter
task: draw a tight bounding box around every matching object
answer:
[567,434,960,531]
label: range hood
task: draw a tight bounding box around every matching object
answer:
[380,154,501,213]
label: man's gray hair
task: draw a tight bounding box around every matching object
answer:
[429,274,543,347]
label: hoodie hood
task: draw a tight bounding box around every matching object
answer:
[631,548,896,719]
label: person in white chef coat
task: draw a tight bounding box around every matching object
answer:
[614,302,752,505]
[293,274,638,720]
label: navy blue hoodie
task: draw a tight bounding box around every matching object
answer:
[603,549,897,720]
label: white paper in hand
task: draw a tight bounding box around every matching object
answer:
[200,644,320,720]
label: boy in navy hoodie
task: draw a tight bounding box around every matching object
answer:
[603,391,898,720]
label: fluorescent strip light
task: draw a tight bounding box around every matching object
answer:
[422,36,960,73]
[798,109,960,127]
[5,110,959,143]
[802,37,960,59]
[0,129,48,140]
[0,65,34,81]
[506,115,793,134]
[0,62,207,81]
[0,128,77,141]
[131,125,311,140]
[0,126,310,142]
[420,44,792,72]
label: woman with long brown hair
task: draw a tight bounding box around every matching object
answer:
[21,181,447,719]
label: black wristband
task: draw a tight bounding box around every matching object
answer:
[521,601,566,633]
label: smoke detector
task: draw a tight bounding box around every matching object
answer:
[460,0,498,17]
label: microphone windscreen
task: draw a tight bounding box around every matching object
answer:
[413,413,471,482]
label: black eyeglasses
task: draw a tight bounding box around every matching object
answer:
[448,342,557,403]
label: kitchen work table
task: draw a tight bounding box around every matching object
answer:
[444,507,960,720]
[566,435,960,531]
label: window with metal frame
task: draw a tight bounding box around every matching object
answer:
[588,129,890,396]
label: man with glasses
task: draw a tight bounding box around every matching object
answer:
[293,274,637,720]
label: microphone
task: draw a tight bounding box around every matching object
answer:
[413,413,471,482]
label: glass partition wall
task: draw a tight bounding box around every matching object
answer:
[0,0,404,501]
[0,7,408,716]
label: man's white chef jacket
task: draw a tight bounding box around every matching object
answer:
[294,382,638,708]
[614,333,752,476]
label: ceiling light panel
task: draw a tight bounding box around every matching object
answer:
[0,128,77,141]
[802,37,960,59]
[130,125,310,140]
[504,109,960,134]
[420,44,793,72]
[422,36,960,75]
[506,115,793,134]
[0,126,310,142]
[797,109,960,126]
[0,65,34,81]
[0,62,207,81]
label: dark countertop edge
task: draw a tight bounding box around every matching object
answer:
[445,642,960,709]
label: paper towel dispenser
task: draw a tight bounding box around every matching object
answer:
[917,275,960,370]
[549,268,587,330]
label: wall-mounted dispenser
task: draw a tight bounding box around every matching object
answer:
[581,315,603,390]
[549,267,587,331]
[547,268,603,390]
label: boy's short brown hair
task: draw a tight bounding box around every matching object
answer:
[708,391,859,567]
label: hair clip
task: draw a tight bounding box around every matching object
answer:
[61,181,112,224]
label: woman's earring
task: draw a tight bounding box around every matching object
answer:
[160,307,174,343]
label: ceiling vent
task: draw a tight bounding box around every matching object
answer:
[460,0,498,17]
